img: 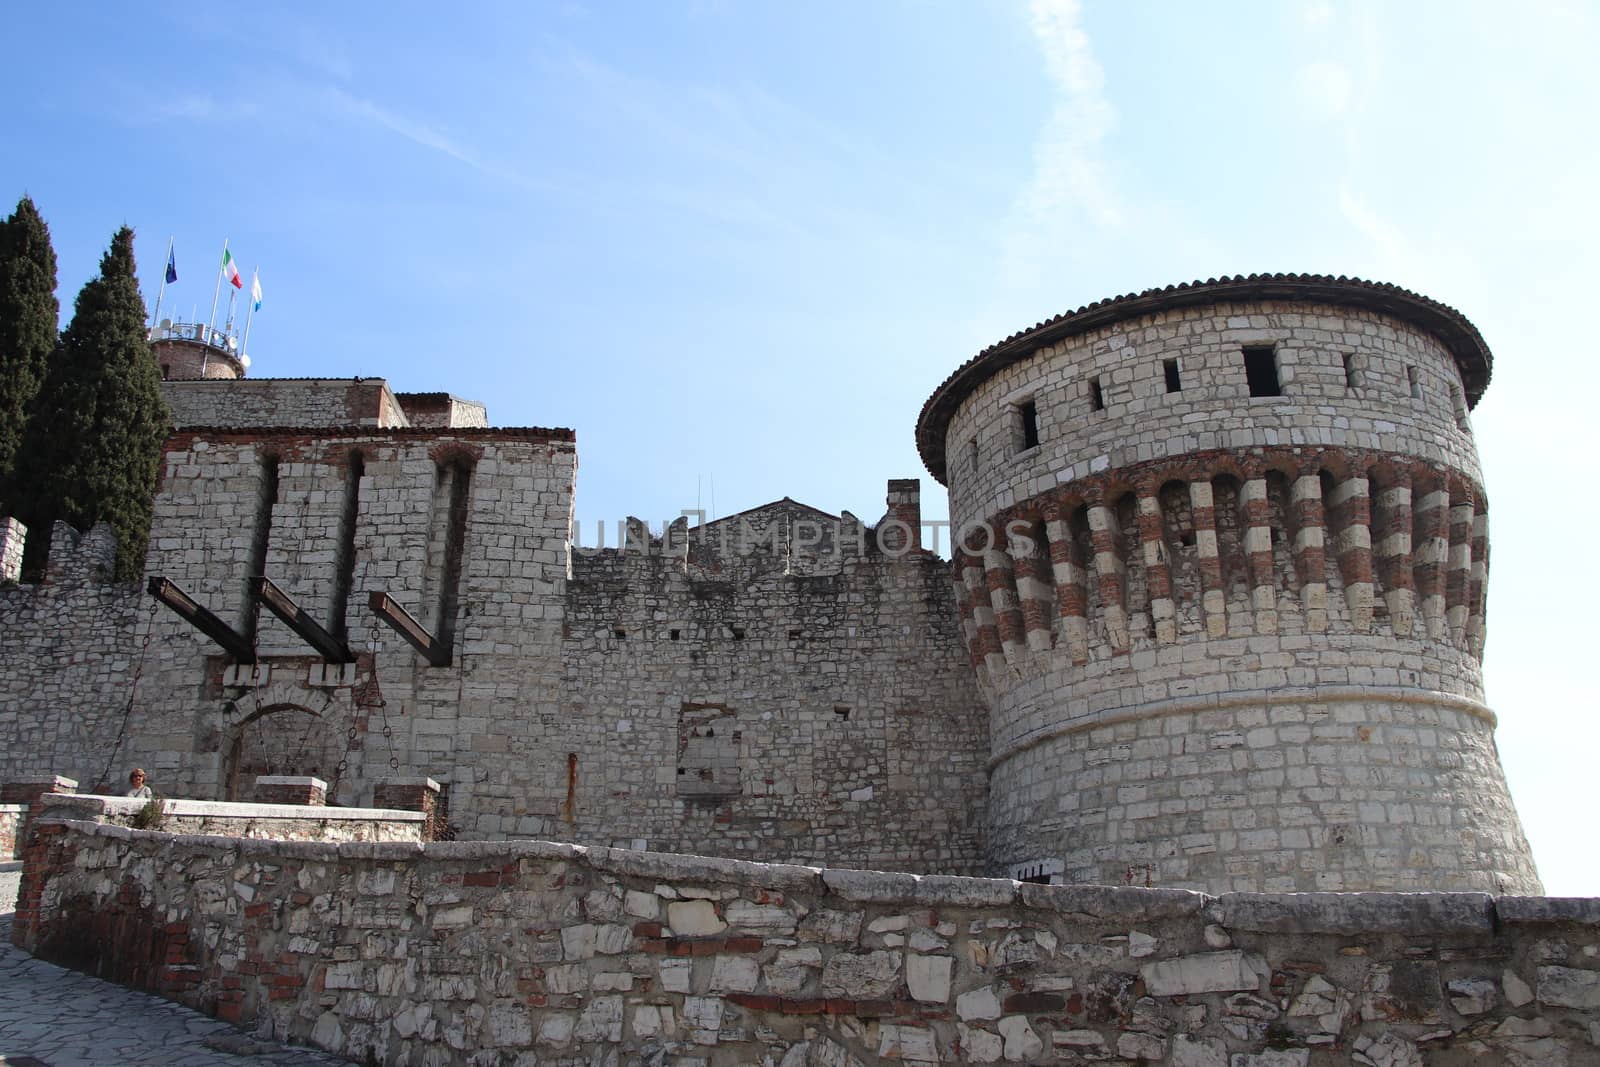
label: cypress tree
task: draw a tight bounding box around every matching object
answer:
[0,196,60,512]
[13,227,170,581]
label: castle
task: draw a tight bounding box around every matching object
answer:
[0,273,1542,897]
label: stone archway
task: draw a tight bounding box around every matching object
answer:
[222,698,347,802]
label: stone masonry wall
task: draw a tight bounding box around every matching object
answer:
[0,523,148,791]
[562,497,988,873]
[14,818,1600,1066]
[932,298,1536,893]
[162,378,412,430]
[396,393,489,429]
[944,302,1481,518]
[37,794,426,844]
[0,427,579,842]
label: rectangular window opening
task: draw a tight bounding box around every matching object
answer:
[1342,353,1359,390]
[833,704,851,721]
[612,627,627,640]
[729,626,746,640]
[669,628,681,641]
[1243,345,1282,397]
[1016,400,1039,452]
[1089,377,1105,411]
[1163,358,1182,393]
[967,436,979,472]
[1407,364,1422,399]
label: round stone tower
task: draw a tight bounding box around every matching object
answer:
[149,321,247,380]
[916,274,1541,894]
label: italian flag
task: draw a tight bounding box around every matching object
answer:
[222,248,243,289]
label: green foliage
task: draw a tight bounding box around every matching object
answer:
[131,792,167,830]
[12,227,170,581]
[0,196,60,511]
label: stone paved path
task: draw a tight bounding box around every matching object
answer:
[0,861,350,1066]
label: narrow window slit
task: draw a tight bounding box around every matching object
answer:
[1015,400,1040,452]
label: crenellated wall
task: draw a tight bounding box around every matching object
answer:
[560,492,988,873]
[919,277,1540,894]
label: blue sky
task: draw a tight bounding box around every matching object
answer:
[4,1,1597,891]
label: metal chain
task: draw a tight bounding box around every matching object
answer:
[96,598,159,792]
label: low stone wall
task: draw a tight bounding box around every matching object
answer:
[37,794,426,843]
[0,803,22,859]
[12,819,1600,1066]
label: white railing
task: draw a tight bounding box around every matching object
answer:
[149,320,238,352]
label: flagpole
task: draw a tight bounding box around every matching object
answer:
[207,238,228,340]
[241,267,259,359]
[151,236,174,330]
[225,286,237,336]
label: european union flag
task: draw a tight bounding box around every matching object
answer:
[165,247,178,284]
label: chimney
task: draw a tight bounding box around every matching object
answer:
[885,479,922,553]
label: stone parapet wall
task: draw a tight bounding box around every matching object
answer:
[161,378,411,429]
[37,794,425,843]
[13,820,1600,1066]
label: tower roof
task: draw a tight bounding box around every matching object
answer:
[915,273,1495,485]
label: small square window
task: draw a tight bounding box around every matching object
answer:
[1243,345,1281,397]
[1163,358,1181,393]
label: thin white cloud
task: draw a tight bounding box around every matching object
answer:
[1022,0,1121,229]
[323,88,540,190]
[326,89,480,168]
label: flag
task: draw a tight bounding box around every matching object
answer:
[250,271,263,313]
[165,246,177,284]
[222,248,242,289]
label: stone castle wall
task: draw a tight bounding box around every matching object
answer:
[14,817,1600,1066]
[162,378,410,429]
[924,291,1538,893]
[561,506,988,872]
[0,427,576,831]
[0,523,148,791]
[0,422,986,872]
